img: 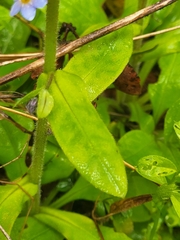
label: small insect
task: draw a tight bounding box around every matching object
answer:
[26,97,38,115]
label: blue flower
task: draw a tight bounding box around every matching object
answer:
[10,0,48,21]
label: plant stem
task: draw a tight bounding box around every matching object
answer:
[28,0,60,214]
[28,118,47,213]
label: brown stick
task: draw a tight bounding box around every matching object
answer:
[92,194,153,222]
[0,0,177,85]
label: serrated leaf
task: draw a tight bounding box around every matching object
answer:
[136,155,177,185]
[48,70,127,197]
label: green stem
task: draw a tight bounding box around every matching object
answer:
[29,0,60,214]
[44,0,60,74]
[29,118,47,213]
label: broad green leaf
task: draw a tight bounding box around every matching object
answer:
[64,27,132,101]
[118,130,162,166]
[149,53,180,123]
[0,6,10,31]
[0,112,34,180]
[51,176,109,209]
[136,155,177,185]
[96,97,111,126]
[0,18,30,53]
[128,102,155,133]
[171,193,180,219]
[48,70,127,197]
[137,30,180,61]
[37,89,54,118]
[11,217,63,240]
[59,0,108,36]
[36,207,100,240]
[164,98,180,144]
[0,176,37,238]
[42,143,74,184]
[100,226,131,240]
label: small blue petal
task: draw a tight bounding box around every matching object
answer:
[21,4,36,21]
[10,1,21,16]
[32,0,48,8]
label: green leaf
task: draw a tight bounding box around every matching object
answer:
[156,184,177,200]
[14,73,48,108]
[11,217,63,240]
[128,102,155,133]
[0,6,11,31]
[100,226,131,240]
[59,0,108,36]
[0,18,30,53]
[37,89,54,118]
[0,113,34,180]
[13,88,40,108]
[118,130,162,166]
[136,155,177,185]
[171,193,180,219]
[42,142,74,184]
[0,176,37,238]
[149,53,180,123]
[48,70,127,197]
[164,98,180,144]
[64,27,132,101]
[51,176,109,209]
[36,207,100,240]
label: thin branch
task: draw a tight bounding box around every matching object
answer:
[0,106,38,121]
[0,143,28,168]
[133,25,180,40]
[123,161,136,170]
[16,14,44,38]
[0,0,177,85]
[0,225,11,240]
[0,52,43,66]
[1,24,179,67]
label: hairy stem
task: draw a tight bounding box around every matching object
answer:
[28,0,60,214]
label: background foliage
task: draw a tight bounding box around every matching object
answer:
[0,0,180,239]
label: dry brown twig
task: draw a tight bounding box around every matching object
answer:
[0,0,177,85]
[1,24,179,67]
